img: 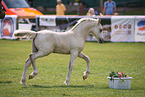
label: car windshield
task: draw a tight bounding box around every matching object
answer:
[3,0,30,8]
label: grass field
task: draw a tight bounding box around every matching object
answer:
[0,40,145,97]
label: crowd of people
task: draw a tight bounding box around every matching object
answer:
[0,0,118,18]
[56,0,118,16]
[86,0,118,16]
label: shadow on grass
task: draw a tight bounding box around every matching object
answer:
[31,84,94,88]
[9,68,22,70]
[30,84,109,89]
[0,81,12,84]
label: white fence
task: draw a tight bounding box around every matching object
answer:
[0,15,145,42]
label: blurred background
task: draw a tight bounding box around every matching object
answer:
[28,0,145,15]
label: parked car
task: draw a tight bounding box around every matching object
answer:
[1,0,43,30]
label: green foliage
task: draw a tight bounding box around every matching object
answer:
[0,40,145,97]
[109,71,127,78]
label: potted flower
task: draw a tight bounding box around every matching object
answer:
[107,71,132,89]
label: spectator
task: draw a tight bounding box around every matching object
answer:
[56,0,66,15]
[0,0,5,19]
[103,0,117,15]
[79,2,84,15]
[95,10,99,15]
[86,8,95,17]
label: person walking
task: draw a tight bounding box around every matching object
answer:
[56,0,66,15]
[103,0,117,15]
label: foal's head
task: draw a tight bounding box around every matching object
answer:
[73,18,104,43]
[89,19,104,43]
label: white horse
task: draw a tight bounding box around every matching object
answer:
[14,18,104,86]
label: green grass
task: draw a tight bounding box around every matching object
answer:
[0,40,145,97]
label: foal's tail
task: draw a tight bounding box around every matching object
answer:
[14,30,37,39]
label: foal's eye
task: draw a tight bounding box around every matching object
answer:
[100,29,102,32]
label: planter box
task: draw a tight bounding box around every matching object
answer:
[107,77,133,89]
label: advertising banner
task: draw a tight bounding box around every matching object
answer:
[0,15,17,39]
[135,16,145,42]
[111,16,135,42]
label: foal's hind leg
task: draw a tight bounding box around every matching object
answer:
[28,51,50,79]
[28,53,38,79]
[78,52,90,80]
[20,58,31,86]
[29,39,39,79]
[21,51,50,86]
[20,54,37,86]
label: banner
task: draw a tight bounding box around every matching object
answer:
[39,15,56,26]
[111,16,135,42]
[0,15,17,39]
[135,16,145,42]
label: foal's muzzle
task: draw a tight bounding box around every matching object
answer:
[99,38,104,43]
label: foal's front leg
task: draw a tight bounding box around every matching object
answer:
[78,52,90,80]
[64,50,79,85]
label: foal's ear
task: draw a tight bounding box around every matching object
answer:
[99,18,101,23]
[96,18,101,25]
[97,18,101,25]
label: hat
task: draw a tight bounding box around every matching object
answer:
[89,8,94,12]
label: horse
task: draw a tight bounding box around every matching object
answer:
[14,18,104,86]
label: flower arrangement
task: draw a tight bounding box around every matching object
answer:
[109,71,128,81]
[107,71,132,89]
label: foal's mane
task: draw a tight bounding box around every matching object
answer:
[69,18,99,31]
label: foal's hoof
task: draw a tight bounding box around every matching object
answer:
[64,80,70,85]
[29,72,38,79]
[83,75,87,80]
[20,79,27,86]
[29,75,34,79]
